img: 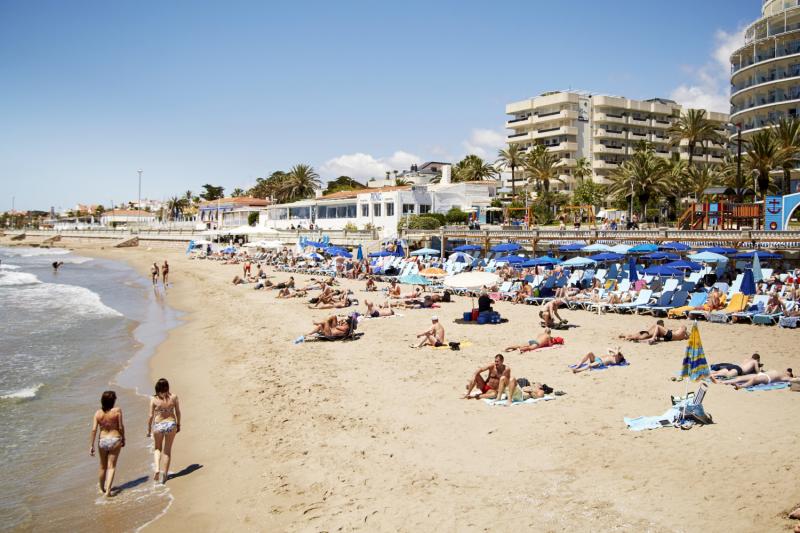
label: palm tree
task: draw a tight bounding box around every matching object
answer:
[231,187,245,197]
[685,165,722,200]
[607,144,671,218]
[453,155,499,182]
[664,158,689,199]
[745,129,785,201]
[772,116,800,195]
[524,144,563,194]
[394,177,411,186]
[720,153,751,202]
[495,144,525,198]
[572,157,592,184]
[668,109,723,169]
[184,190,193,206]
[278,164,321,203]
[166,196,182,221]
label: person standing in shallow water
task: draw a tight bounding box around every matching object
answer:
[161,260,169,286]
[146,378,181,484]
[150,262,160,286]
[89,390,125,497]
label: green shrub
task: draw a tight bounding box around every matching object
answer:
[343,222,358,232]
[247,212,259,226]
[398,215,441,230]
[445,207,469,225]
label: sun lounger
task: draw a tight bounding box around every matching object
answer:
[730,295,768,323]
[668,292,708,319]
[612,289,654,313]
[707,293,748,323]
[687,293,728,321]
[647,290,689,317]
[754,300,796,326]
[637,290,675,315]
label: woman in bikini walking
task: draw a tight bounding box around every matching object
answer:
[146,378,181,484]
[89,391,125,497]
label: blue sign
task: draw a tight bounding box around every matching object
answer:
[765,196,783,231]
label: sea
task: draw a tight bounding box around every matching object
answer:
[0,246,181,532]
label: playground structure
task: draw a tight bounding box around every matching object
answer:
[503,206,536,229]
[559,205,596,227]
[677,201,763,230]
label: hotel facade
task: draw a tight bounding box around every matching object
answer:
[505,91,729,191]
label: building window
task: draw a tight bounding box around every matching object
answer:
[361,204,369,217]
[402,204,415,214]
[385,202,394,216]
[419,204,431,214]
[373,203,382,216]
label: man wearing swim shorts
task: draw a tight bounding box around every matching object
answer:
[413,316,445,348]
[464,354,512,400]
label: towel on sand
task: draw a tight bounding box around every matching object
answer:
[570,361,630,371]
[745,382,790,392]
[624,400,687,431]
[432,340,473,350]
[483,395,556,407]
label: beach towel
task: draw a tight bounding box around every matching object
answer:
[624,406,681,431]
[483,395,556,407]
[360,312,404,320]
[432,340,473,350]
[745,382,790,392]
[570,361,630,371]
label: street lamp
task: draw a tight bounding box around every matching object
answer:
[137,169,143,213]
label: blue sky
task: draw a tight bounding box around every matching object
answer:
[1,0,756,211]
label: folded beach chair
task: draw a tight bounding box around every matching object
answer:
[668,292,707,319]
[708,293,749,323]
[637,290,675,315]
[613,289,654,314]
[730,295,769,324]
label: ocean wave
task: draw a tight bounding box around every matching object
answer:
[0,271,41,287]
[0,264,21,270]
[0,383,43,401]
[0,247,71,258]
[10,282,124,318]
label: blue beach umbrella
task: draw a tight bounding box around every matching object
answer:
[628,257,639,283]
[688,251,729,263]
[665,260,703,272]
[222,246,236,254]
[659,242,692,251]
[453,244,483,252]
[394,242,405,257]
[495,255,526,264]
[609,244,632,254]
[399,274,432,285]
[734,250,781,260]
[752,253,763,282]
[629,243,659,253]
[305,252,324,261]
[369,250,394,258]
[561,256,597,267]
[641,252,680,261]
[448,252,474,263]
[582,243,612,253]
[303,240,326,248]
[410,247,440,256]
[680,322,710,382]
[326,247,352,258]
[559,243,585,252]
[491,242,521,253]
[643,265,684,277]
[698,246,738,255]
[740,269,756,296]
[356,245,364,261]
[589,252,625,262]
[521,257,562,268]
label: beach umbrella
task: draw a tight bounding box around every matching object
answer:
[453,244,482,252]
[222,246,236,254]
[419,267,447,278]
[410,247,440,256]
[521,256,562,268]
[303,240,326,248]
[629,243,659,253]
[558,243,585,252]
[395,242,405,257]
[305,252,324,261]
[448,252,474,263]
[752,253,763,282]
[356,244,363,261]
[326,247,352,259]
[659,242,691,251]
[588,252,625,262]
[665,260,703,272]
[369,250,394,258]
[399,273,432,285]
[740,268,756,296]
[561,256,597,267]
[734,250,781,260]
[628,257,639,283]
[688,251,729,263]
[680,322,710,382]
[698,246,737,255]
[641,252,680,261]
[581,243,612,253]
[443,271,500,291]
[609,244,632,254]
[490,242,521,253]
[643,265,684,277]
[494,254,526,264]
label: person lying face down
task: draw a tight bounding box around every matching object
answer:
[618,320,689,344]
[710,354,761,380]
[718,368,795,390]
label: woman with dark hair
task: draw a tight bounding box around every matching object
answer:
[89,390,125,497]
[146,378,181,484]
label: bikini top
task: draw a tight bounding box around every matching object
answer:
[153,395,175,417]
[97,410,119,430]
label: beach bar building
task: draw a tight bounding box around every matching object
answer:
[100,209,157,227]
[198,197,270,229]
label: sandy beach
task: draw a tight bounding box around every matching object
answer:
[43,243,800,531]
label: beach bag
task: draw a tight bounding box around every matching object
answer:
[448,341,461,351]
[678,403,713,425]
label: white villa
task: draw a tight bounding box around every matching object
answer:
[100,209,158,226]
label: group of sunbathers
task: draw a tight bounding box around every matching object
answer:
[463,354,554,405]
[618,319,689,344]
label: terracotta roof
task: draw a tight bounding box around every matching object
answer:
[320,186,411,200]
[199,196,270,207]
[103,209,154,217]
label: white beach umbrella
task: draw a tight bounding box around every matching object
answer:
[443,271,499,291]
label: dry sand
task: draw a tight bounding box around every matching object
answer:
[57,244,800,531]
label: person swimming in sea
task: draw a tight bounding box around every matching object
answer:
[146,378,181,484]
[89,390,125,497]
[52,261,64,271]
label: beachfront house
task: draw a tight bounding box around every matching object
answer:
[258,180,498,238]
[198,197,271,229]
[100,209,158,227]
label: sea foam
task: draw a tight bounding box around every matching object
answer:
[0,383,43,401]
[0,264,21,270]
[0,271,41,287]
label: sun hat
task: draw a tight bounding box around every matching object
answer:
[431,316,439,321]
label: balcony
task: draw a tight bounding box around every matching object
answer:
[507,132,531,143]
[531,126,578,140]
[594,128,625,139]
[593,144,626,154]
[545,141,578,153]
[731,94,800,117]
[594,113,627,125]
[593,160,622,170]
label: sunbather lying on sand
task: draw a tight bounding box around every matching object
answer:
[399,286,423,299]
[463,354,511,401]
[494,378,554,404]
[505,328,553,352]
[718,368,794,389]
[396,295,436,309]
[364,299,394,318]
[276,287,307,299]
[571,347,626,373]
[273,277,295,290]
[619,320,688,344]
[309,291,353,309]
[710,354,761,379]
[412,316,445,348]
[296,315,353,343]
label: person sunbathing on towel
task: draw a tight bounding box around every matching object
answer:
[619,320,688,344]
[364,299,394,318]
[412,316,445,348]
[504,328,553,352]
[399,286,423,299]
[463,354,512,401]
[273,277,295,290]
[494,378,554,405]
[309,291,352,309]
[571,347,626,373]
[710,353,761,380]
[298,315,352,342]
[719,368,794,389]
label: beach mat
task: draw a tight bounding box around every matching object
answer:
[432,340,473,350]
[483,395,556,407]
[745,382,790,392]
[570,361,630,371]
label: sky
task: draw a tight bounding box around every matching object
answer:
[1,0,758,211]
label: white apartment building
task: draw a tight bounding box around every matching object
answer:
[505,91,729,191]
[259,178,497,239]
[100,209,158,227]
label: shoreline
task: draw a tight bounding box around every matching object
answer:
[19,241,800,532]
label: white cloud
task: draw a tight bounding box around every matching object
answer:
[461,128,505,158]
[669,28,745,113]
[320,150,421,181]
